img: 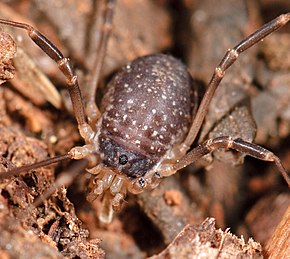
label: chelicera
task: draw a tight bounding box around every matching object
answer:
[0,2,289,223]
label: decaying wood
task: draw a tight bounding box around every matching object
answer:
[265,205,290,258]
[149,218,263,259]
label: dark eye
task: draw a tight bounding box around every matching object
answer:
[138,178,145,187]
[119,154,128,165]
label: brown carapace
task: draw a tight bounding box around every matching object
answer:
[0,0,289,223]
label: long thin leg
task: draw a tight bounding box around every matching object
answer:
[181,13,290,150]
[0,154,70,180]
[162,136,290,187]
[85,0,116,124]
[0,148,97,181]
[0,19,94,140]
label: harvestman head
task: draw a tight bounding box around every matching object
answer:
[0,2,289,223]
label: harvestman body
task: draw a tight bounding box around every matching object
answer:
[0,2,289,223]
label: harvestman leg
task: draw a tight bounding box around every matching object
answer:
[164,13,290,186]
[0,18,96,143]
[169,137,289,186]
[84,0,116,124]
[180,13,290,151]
[0,0,116,142]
